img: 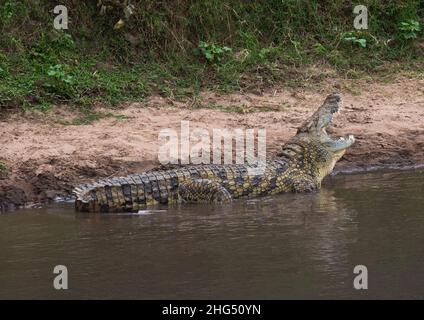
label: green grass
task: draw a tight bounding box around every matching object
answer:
[199,103,291,114]
[0,1,423,113]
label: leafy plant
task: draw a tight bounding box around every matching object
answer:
[398,20,421,40]
[195,41,232,63]
[46,64,75,85]
[314,43,326,55]
[342,32,367,48]
[43,64,76,99]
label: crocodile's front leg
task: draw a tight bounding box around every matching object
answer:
[178,179,232,203]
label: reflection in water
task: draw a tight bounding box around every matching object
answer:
[0,170,423,299]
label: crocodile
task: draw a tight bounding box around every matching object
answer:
[73,93,355,213]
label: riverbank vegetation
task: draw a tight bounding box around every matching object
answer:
[0,0,423,113]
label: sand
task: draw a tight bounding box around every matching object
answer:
[1,76,423,210]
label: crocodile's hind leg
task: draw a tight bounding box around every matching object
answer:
[177,179,232,203]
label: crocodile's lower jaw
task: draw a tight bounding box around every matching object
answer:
[327,134,355,152]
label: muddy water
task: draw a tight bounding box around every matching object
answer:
[1,170,423,299]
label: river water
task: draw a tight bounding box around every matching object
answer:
[1,170,423,299]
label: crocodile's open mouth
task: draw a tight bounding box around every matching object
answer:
[296,92,355,152]
[324,132,356,152]
[320,94,355,151]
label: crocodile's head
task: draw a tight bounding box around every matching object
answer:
[292,93,355,183]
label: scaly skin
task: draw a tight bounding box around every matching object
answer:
[73,93,355,213]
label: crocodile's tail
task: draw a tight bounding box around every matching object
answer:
[72,185,95,212]
[72,178,147,213]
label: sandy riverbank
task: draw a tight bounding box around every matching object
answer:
[1,76,423,211]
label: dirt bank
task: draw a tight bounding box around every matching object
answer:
[1,76,423,211]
